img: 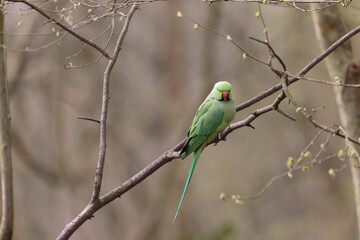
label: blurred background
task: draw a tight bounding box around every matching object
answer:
[4,0,360,239]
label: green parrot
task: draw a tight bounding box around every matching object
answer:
[173,81,236,223]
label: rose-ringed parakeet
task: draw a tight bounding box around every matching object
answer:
[173,81,236,223]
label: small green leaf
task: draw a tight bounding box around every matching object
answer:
[296,107,302,112]
[242,53,247,60]
[288,172,293,179]
[255,11,260,18]
[263,28,268,34]
[226,35,232,41]
[177,11,183,18]
[193,24,199,30]
[302,166,309,172]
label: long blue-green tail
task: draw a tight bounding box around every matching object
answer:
[173,148,201,223]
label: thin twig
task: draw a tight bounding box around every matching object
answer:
[77,117,100,124]
[180,14,270,67]
[297,75,360,87]
[236,24,360,112]
[8,0,111,59]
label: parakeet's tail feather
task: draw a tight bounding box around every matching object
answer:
[173,148,201,223]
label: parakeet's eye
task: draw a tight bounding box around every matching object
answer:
[214,89,222,100]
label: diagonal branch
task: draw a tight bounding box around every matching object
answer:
[8,0,111,59]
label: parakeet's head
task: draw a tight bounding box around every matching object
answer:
[212,81,233,101]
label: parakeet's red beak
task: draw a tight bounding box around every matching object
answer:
[222,92,229,101]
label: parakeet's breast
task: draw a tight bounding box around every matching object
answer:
[205,100,236,144]
[221,100,236,124]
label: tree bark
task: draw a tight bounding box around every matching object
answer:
[312,5,360,238]
[0,2,14,239]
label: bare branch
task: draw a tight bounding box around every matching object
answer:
[56,3,138,240]
[0,7,13,240]
[236,24,360,112]
[8,0,112,59]
[297,75,360,87]
[77,117,100,124]
[90,2,138,204]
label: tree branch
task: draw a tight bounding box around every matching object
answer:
[56,3,138,240]
[90,1,138,204]
[8,0,112,59]
[0,5,13,240]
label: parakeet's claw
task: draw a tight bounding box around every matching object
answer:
[219,132,226,141]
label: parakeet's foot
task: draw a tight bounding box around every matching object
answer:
[214,133,226,146]
[219,132,227,141]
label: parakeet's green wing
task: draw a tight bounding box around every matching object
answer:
[182,101,224,158]
[189,98,212,134]
[181,98,212,158]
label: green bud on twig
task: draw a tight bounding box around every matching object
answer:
[328,168,336,178]
[177,11,183,18]
[303,151,311,158]
[302,166,309,172]
[219,192,226,201]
